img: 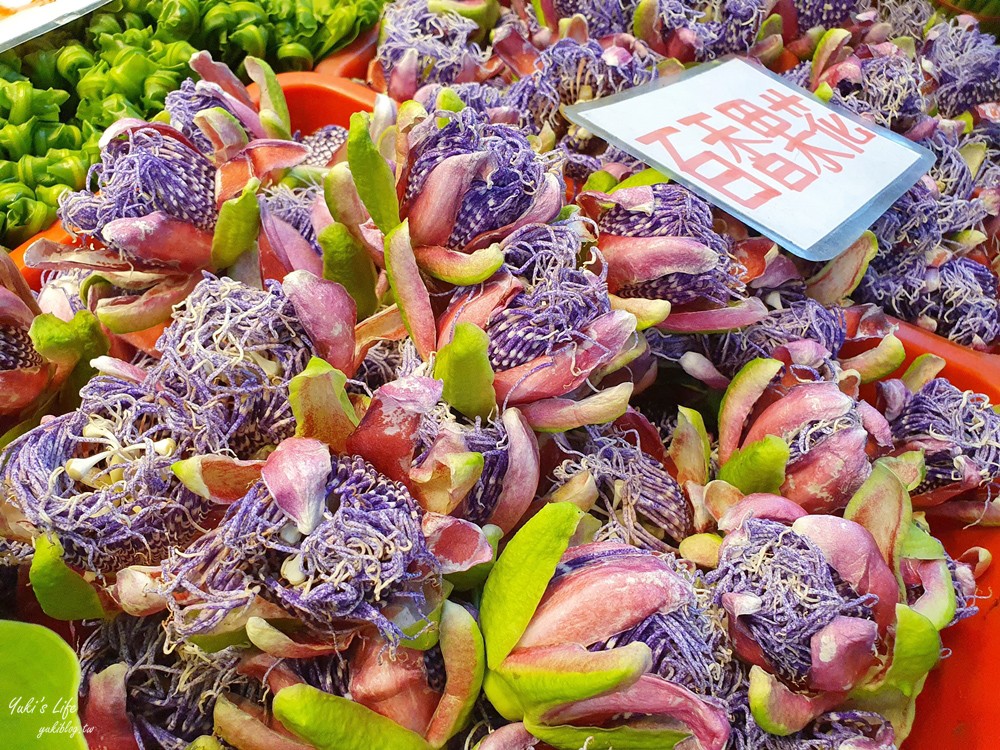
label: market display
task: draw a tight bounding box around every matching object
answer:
[2,0,1000,748]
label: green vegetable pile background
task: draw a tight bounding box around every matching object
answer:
[0,0,382,246]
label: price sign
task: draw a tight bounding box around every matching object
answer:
[565,57,935,261]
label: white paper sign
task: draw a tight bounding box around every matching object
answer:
[565,58,935,261]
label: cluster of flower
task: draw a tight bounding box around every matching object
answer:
[373,0,1000,350]
[0,26,997,750]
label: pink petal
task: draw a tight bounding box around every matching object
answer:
[517,550,692,649]
[717,493,808,532]
[189,51,255,107]
[742,382,853,448]
[246,616,356,658]
[261,438,332,535]
[0,366,53,414]
[345,376,444,484]
[385,222,436,360]
[349,639,440,735]
[90,356,148,383]
[808,616,879,692]
[99,118,197,151]
[519,383,633,433]
[493,311,637,405]
[791,515,899,633]
[100,212,214,272]
[655,297,769,333]
[781,428,872,514]
[542,674,730,750]
[81,663,141,750]
[113,566,166,617]
[23,239,135,273]
[486,408,541,533]
[598,234,719,292]
[0,286,34,329]
[94,275,201,334]
[283,270,357,372]
[407,152,490,247]
[423,512,495,574]
[259,211,323,281]
[476,722,539,750]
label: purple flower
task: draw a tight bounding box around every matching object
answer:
[162,454,436,645]
[376,0,488,99]
[883,376,1000,497]
[708,0,767,56]
[555,426,694,548]
[707,518,877,687]
[794,0,860,32]
[59,126,217,244]
[923,19,1000,117]
[148,276,316,457]
[647,299,846,376]
[730,706,896,750]
[594,183,746,306]
[857,254,1000,349]
[404,107,560,249]
[551,0,631,36]
[78,614,259,748]
[505,38,659,140]
[485,267,611,371]
[870,180,942,253]
[873,0,934,39]
[831,52,926,131]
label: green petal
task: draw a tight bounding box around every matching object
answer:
[495,642,651,717]
[609,167,669,192]
[523,718,690,750]
[28,310,108,369]
[581,170,618,194]
[29,534,106,621]
[718,435,789,495]
[844,461,912,589]
[480,502,584,668]
[0,620,86,749]
[244,57,291,138]
[319,221,379,320]
[668,405,711,485]
[212,178,261,269]
[273,684,432,750]
[717,358,783,465]
[433,322,497,421]
[900,522,945,561]
[289,357,360,452]
[347,111,400,234]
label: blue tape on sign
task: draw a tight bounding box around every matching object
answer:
[565,57,936,262]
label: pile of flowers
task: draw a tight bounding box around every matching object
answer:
[363,0,1000,353]
[0,4,999,750]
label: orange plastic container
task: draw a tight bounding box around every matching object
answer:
[313,25,379,81]
[9,221,73,290]
[250,72,378,132]
[890,317,1000,403]
[909,520,1000,750]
